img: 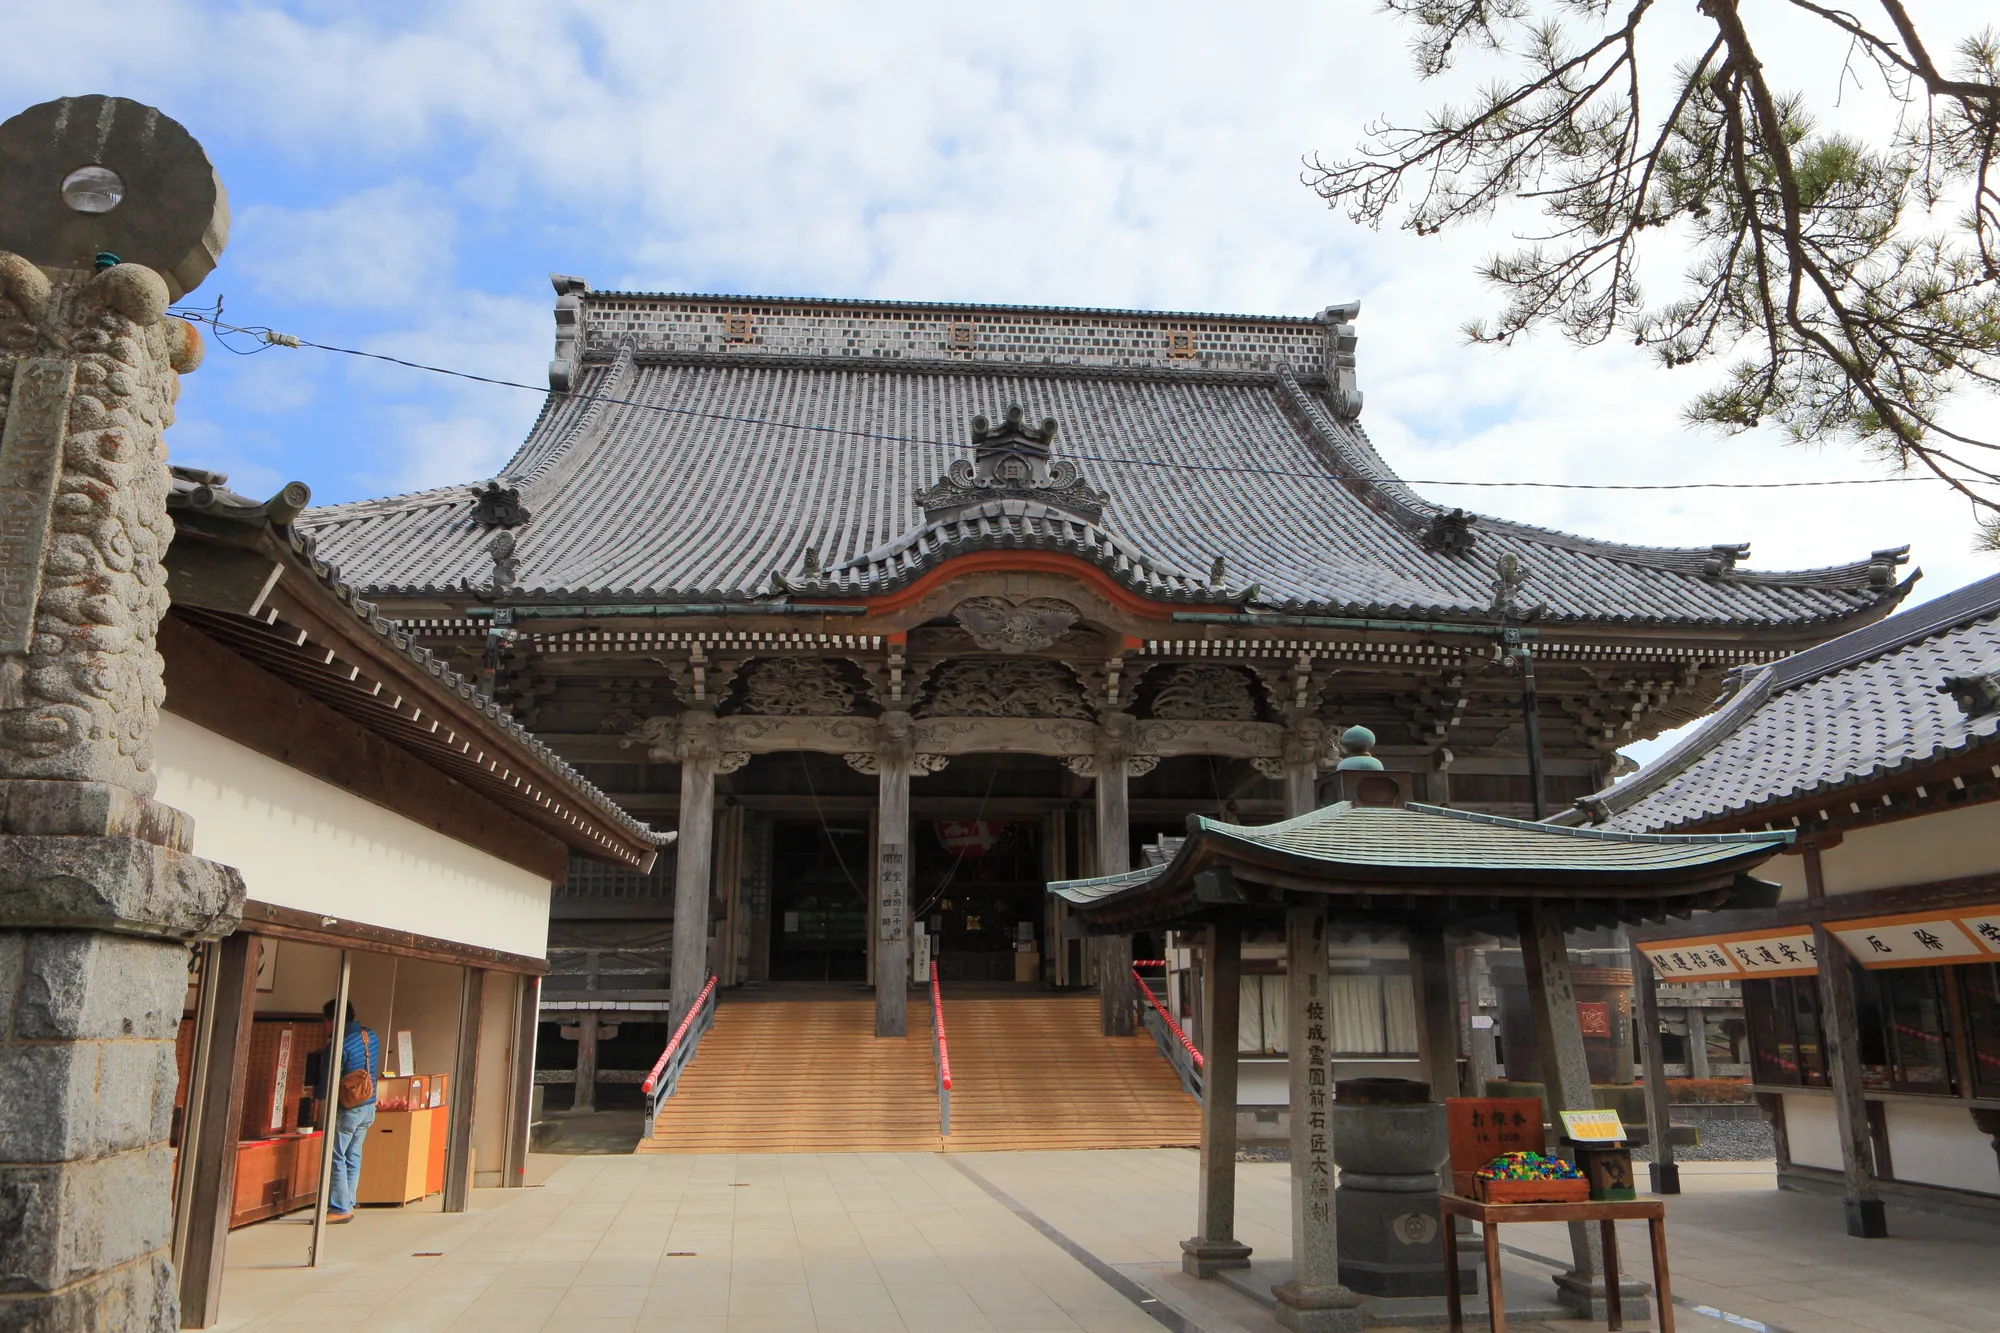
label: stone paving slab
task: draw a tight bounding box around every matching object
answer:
[208,1151,2000,1333]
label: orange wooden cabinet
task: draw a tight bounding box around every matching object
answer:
[229,1132,322,1228]
[355,1108,436,1206]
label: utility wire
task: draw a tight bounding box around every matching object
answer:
[167,304,1967,495]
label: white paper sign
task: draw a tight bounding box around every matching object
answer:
[397,1030,414,1079]
[1832,918,1982,966]
[1640,942,1741,981]
[269,1028,293,1131]
[1722,933,1820,976]
[1957,912,2000,955]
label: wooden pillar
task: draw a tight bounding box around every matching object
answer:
[1182,921,1250,1276]
[1282,717,1323,819]
[1274,904,1363,1331]
[876,713,913,1038]
[671,745,718,1030]
[1687,1003,1711,1079]
[504,974,540,1188]
[1096,719,1134,1036]
[1806,842,1886,1237]
[1411,926,1461,1101]
[307,950,352,1268]
[1518,907,1643,1319]
[572,1009,599,1113]
[177,932,259,1328]
[443,967,484,1213]
[1634,958,1680,1194]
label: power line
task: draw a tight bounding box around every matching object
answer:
[167,305,1965,495]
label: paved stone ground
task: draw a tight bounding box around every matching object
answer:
[208,1153,2000,1332]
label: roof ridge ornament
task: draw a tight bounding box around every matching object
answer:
[470,480,531,529]
[914,405,1110,521]
[1316,301,1363,419]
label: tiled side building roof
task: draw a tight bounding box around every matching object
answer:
[1563,572,2000,833]
[300,285,1914,633]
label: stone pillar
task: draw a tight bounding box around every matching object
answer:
[1633,957,1679,1194]
[1686,1003,1711,1079]
[1282,717,1326,819]
[1519,908,1647,1320]
[0,97,245,1331]
[1809,837,1886,1237]
[571,1010,599,1113]
[1182,922,1251,1278]
[1095,715,1135,1037]
[1411,926,1461,1102]
[876,712,913,1037]
[504,974,540,1188]
[1274,903,1363,1331]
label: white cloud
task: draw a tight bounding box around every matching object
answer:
[6,0,1993,642]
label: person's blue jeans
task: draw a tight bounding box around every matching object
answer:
[329,1102,376,1214]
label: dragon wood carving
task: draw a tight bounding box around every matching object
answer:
[918,659,1091,719]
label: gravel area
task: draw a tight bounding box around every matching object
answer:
[1632,1117,1774,1162]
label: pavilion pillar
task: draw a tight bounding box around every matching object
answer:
[1806,842,1886,1237]
[571,1011,599,1114]
[1274,904,1363,1331]
[875,713,913,1038]
[1687,1003,1711,1079]
[1095,717,1135,1037]
[1519,907,1648,1320]
[1182,922,1251,1278]
[1411,925,1461,1102]
[1634,957,1679,1194]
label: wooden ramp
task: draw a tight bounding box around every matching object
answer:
[639,992,1199,1154]
[636,1000,941,1153]
[941,995,1201,1152]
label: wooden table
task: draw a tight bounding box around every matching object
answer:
[1438,1193,1672,1333]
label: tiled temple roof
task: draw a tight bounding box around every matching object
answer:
[1563,573,2000,833]
[300,288,1915,631]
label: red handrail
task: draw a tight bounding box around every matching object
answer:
[1132,959,1169,968]
[1133,967,1203,1071]
[642,975,719,1094]
[930,961,952,1091]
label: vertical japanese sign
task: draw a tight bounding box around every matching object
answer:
[1304,971,1330,1225]
[878,842,906,942]
[269,1028,295,1132]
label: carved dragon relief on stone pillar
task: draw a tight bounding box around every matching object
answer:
[0,254,200,792]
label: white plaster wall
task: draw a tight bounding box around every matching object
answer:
[1821,802,2000,896]
[1885,1101,2000,1195]
[1783,1092,1842,1169]
[156,711,552,958]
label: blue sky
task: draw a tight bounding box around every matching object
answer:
[11,1,1998,764]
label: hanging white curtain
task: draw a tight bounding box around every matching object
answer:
[1382,973,1419,1055]
[1239,975,1267,1053]
[1329,974,1386,1054]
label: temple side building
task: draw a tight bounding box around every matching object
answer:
[298,282,1915,1097]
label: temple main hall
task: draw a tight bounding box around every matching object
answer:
[299,282,1913,1133]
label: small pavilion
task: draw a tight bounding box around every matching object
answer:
[1049,775,1791,1331]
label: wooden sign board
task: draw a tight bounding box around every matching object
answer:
[1446,1097,1545,1198]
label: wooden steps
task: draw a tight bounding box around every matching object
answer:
[636,1000,940,1153]
[941,996,1201,1152]
[638,992,1199,1154]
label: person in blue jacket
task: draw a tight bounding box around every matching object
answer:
[320,999,379,1223]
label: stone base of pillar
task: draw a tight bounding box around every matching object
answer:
[1844,1198,1888,1238]
[1649,1161,1681,1195]
[1271,1279,1365,1332]
[1551,1270,1653,1321]
[0,781,245,1333]
[1179,1237,1252,1278]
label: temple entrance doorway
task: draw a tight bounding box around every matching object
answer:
[914,815,1047,984]
[769,818,870,982]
